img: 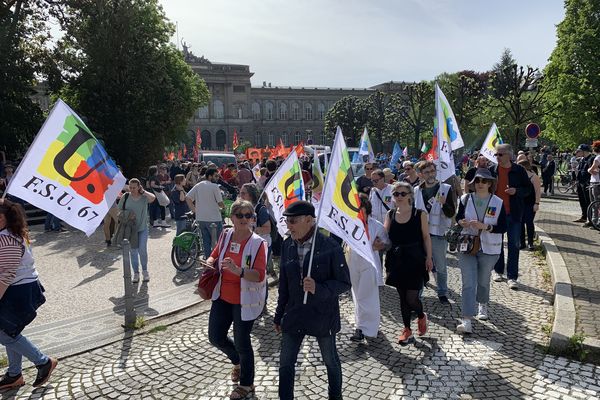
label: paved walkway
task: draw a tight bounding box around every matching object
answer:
[537,196,600,341]
[5,249,600,399]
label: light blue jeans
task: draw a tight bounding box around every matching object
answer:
[458,251,500,317]
[130,228,149,273]
[431,235,448,297]
[0,330,48,376]
[198,221,223,257]
[175,219,187,236]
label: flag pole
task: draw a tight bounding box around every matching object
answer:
[303,128,340,304]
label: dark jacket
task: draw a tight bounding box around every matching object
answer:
[489,162,531,222]
[274,230,351,337]
[577,154,595,185]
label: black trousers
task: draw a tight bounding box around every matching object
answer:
[577,183,591,219]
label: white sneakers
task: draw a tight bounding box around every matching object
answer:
[492,272,503,282]
[507,279,518,290]
[142,271,150,282]
[457,318,473,334]
[153,220,170,228]
[477,303,489,320]
[132,273,140,283]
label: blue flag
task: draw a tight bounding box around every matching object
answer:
[389,142,402,171]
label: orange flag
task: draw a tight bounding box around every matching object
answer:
[233,129,239,151]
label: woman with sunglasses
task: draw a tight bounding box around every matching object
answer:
[384,182,433,345]
[205,199,267,400]
[456,169,507,334]
[0,199,58,389]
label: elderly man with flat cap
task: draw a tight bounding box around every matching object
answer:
[274,200,351,400]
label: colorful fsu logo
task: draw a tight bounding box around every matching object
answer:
[278,161,304,209]
[36,115,119,204]
[332,148,366,224]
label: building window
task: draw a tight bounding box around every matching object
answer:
[252,102,261,120]
[233,104,244,119]
[213,100,224,119]
[291,102,300,120]
[255,132,261,147]
[304,103,313,120]
[281,132,288,146]
[294,131,302,144]
[268,132,274,146]
[198,105,208,119]
[265,102,274,120]
[279,103,288,120]
[233,85,246,93]
[318,103,325,120]
[321,131,327,145]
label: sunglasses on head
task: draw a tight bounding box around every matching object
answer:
[234,213,254,219]
[393,191,410,197]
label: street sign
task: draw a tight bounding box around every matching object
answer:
[526,138,538,148]
[525,123,541,139]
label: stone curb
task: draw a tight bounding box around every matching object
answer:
[536,224,600,359]
[46,274,281,363]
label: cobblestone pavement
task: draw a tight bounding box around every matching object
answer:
[5,249,600,399]
[537,197,600,340]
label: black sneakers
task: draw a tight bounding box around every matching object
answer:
[33,357,58,387]
[0,372,24,390]
[350,329,365,342]
[438,295,450,304]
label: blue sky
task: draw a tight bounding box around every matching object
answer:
[160,0,565,88]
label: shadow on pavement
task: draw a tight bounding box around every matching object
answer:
[109,281,159,318]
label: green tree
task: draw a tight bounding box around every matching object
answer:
[543,0,600,148]
[56,0,209,176]
[385,81,434,152]
[0,0,53,158]
[324,95,368,146]
[487,49,548,147]
[363,91,388,152]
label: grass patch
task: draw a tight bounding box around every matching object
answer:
[541,323,552,338]
[148,325,167,334]
[125,316,146,330]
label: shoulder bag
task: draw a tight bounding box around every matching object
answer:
[198,264,220,300]
[457,194,490,256]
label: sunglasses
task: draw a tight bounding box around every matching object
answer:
[404,167,412,170]
[371,178,380,183]
[234,213,254,219]
[474,178,489,184]
[494,153,506,157]
[393,191,410,197]
[365,168,373,171]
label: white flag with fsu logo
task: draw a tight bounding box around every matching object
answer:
[316,127,375,265]
[6,99,126,236]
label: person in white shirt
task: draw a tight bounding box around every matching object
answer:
[369,169,394,225]
[186,167,225,257]
[348,194,390,342]
[588,141,600,225]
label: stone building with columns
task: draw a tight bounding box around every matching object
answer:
[185,49,373,150]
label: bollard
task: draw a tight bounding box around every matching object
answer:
[209,222,217,250]
[121,239,136,329]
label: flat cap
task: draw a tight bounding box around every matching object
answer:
[283,200,315,217]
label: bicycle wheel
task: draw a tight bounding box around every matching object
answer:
[557,175,571,193]
[171,232,202,271]
[587,200,600,231]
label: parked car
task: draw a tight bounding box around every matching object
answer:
[199,151,237,169]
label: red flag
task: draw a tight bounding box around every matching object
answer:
[424,134,437,161]
[168,151,175,161]
[183,144,188,157]
[233,129,239,151]
[295,141,305,157]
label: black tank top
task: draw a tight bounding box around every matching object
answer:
[388,208,423,247]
